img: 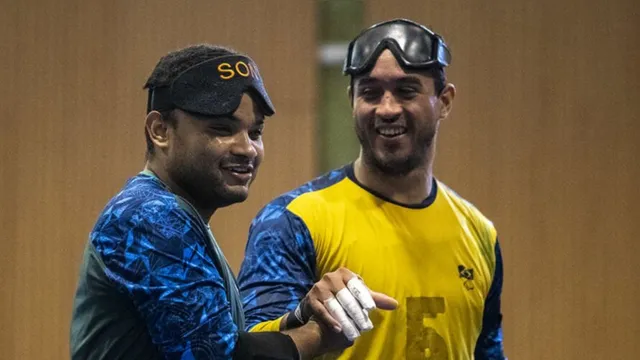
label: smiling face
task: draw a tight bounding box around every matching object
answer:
[163,93,265,210]
[351,49,454,176]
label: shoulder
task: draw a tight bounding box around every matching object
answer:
[437,180,498,260]
[438,181,496,233]
[98,174,188,223]
[253,166,349,225]
[91,174,197,255]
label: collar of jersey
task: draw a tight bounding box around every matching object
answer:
[344,163,438,209]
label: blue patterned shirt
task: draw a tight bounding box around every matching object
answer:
[70,173,240,359]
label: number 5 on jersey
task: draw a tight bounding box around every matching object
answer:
[406,297,449,360]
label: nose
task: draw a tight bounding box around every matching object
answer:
[376,92,402,121]
[230,131,258,159]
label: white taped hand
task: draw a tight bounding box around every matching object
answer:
[323,277,377,341]
[324,297,360,341]
[336,288,373,332]
[346,277,376,311]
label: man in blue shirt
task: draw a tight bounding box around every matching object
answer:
[70,44,396,360]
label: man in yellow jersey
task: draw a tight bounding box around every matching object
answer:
[238,19,507,359]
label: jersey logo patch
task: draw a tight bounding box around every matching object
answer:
[458,265,475,290]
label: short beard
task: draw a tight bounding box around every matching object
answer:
[356,124,435,177]
[167,153,246,213]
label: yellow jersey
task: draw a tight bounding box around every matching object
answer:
[238,164,506,359]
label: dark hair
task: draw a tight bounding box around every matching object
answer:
[143,44,239,158]
[350,66,447,100]
[426,67,447,95]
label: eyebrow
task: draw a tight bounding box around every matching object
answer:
[357,75,423,86]
[396,77,423,86]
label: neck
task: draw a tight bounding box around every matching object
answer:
[354,150,435,206]
[144,161,216,222]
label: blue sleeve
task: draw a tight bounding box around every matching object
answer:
[237,203,317,330]
[92,197,237,359]
[474,239,507,360]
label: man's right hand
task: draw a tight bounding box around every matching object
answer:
[284,267,398,342]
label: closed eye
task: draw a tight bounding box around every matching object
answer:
[249,125,264,140]
[358,87,383,100]
[208,125,233,136]
[397,87,418,98]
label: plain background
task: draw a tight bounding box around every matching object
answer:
[1,0,638,359]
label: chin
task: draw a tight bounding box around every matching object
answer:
[217,186,250,207]
[375,149,410,165]
[372,153,416,176]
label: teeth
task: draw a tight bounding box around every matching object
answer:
[227,166,250,173]
[377,128,406,136]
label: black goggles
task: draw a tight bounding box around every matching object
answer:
[147,54,275,117]
[343,18,451,76]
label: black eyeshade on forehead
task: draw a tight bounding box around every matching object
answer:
[343,19,451,76]
[148,55,275,117]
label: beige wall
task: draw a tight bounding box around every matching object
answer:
[0,1,317,358]
[2,0,639,359]
[364,0,640,359]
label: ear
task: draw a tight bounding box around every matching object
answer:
[437,83,456,121]
[145,111,171,153]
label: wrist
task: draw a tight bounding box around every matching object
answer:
[284,321,324,360]
[282,304,307,330]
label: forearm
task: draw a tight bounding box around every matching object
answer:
[282,321,324,360]
[233,331,299,360]
[278,310,311,331]
[232,321,326,360]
